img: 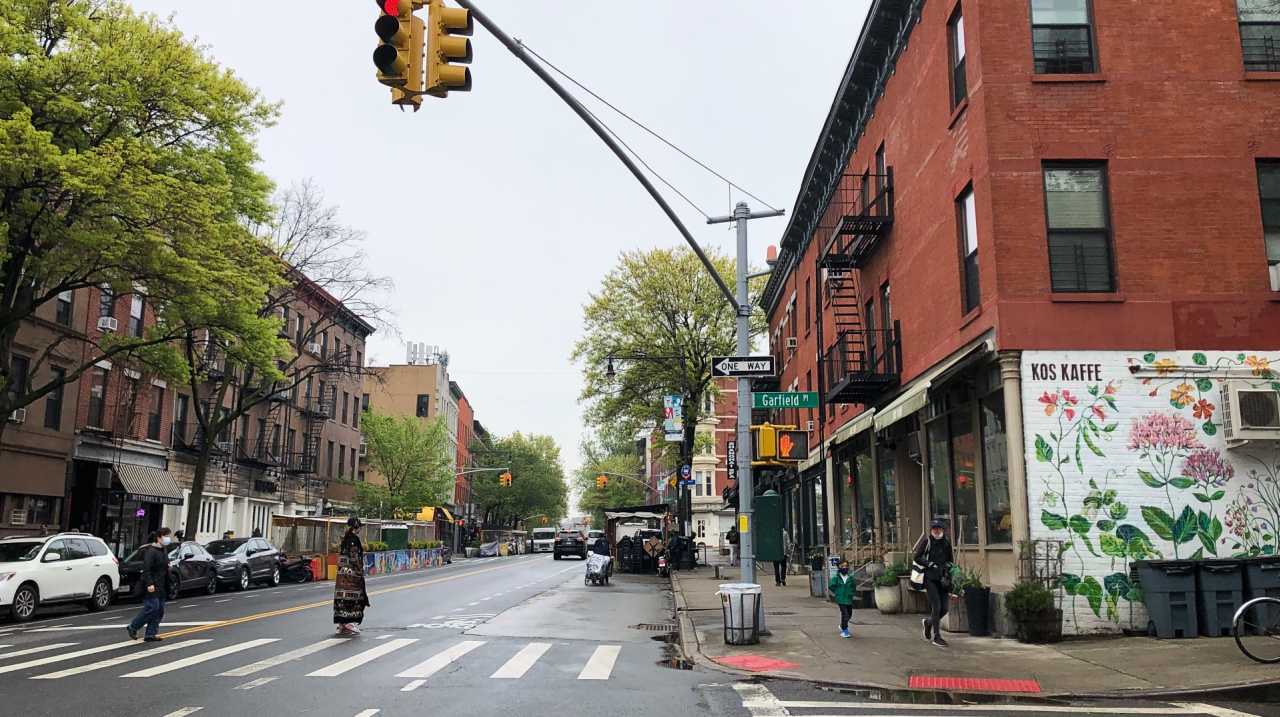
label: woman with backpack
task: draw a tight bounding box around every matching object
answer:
[914,519,954,647]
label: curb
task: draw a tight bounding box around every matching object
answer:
[668,569,1280,702]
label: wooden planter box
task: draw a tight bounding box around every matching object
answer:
[899,575,929,614]
[942,594,968,633]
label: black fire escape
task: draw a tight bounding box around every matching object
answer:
[816,169,901,404]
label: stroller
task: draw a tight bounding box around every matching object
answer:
[585,553,612,586]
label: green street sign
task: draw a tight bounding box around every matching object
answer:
[753,391,819,410]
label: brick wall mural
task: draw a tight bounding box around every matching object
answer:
[1021,351,1280,634]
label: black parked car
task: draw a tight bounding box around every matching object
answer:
[118,541,218,600]
[553,531,587,560]
[205,537,280,590]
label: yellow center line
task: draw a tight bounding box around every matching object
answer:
[159,563,513,640]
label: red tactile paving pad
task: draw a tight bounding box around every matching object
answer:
[714,655,800,672]
[909,675,1042,693]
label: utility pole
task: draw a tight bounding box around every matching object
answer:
[708,202,783,586]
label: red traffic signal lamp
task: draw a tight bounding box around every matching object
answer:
[425,0,472,97]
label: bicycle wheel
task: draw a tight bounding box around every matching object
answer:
[1233,597,1280,664]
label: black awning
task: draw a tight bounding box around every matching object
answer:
[115,465,183,505]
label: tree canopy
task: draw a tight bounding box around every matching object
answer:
[470,432,568,531]
[0,0,279,437]
[355,411,455,520]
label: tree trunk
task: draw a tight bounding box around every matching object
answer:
[183,447,212,537]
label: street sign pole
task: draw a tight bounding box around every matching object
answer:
[709,202,784,591]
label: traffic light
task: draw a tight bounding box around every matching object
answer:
[373,0,425,109]
[777,430,809,461]
[595,475,609,490]
[425,0,473,97]
[499,471,512,487]
[751,423,778,460]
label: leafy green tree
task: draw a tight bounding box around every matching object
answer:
[575,452,646,530]
[0,0,279,442]
[470,433,568,531]
[354,412,455,520]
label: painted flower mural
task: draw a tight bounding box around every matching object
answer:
[1026,351,1280,634]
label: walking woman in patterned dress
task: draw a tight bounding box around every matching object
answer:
[334,517,370,635]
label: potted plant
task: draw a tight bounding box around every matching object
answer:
[950,565,990,636]
[875,561,904,614]
[1005,581,1062,643]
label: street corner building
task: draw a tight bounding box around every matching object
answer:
[757,0,1280,635]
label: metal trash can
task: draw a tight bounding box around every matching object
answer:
[1197,560,1245,637]
[1132,560,1198,638]
[719,582,762,646]
[809,569,826,598]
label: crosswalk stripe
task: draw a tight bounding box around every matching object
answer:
[0,643,77,660]
[394,640,485,679]
[122,639,278,678]
[490,642,551,679]
[0,640,135,675]
[31,639,212,679]
[161,709,203,717]
[400,678,426,692]
[218,638,347,677]
[353,710,379,717]
[235,676,279,690]
[577,645,620,680]
[307,638,417,677]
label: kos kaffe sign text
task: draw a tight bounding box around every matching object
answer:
[752,391,819,410]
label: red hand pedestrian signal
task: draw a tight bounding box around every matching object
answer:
[779,433,794,458]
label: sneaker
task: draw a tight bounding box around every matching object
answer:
[347,625,361,635]
[932,636,949,648]
[143,636,163,643]
[841,629,851,639]
[922,618,930,641]
[126,626,138,641]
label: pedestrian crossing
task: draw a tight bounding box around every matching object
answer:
[0,636,626,686]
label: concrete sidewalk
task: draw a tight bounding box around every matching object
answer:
[672,568,1278,698]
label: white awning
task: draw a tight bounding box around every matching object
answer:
[874,338,994,431]
[604,511,664,521]
[831,408,877,446]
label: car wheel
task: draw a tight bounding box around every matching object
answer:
[268,566,280,587]
[553,553,561,560]
[167,573,181,601]
[86,578,112,612]
[237,567,250,591]
[205,573,218,594]
[10,583,38,622]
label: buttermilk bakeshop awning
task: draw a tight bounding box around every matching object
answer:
[873,338,995,432]
[114,465,184,505]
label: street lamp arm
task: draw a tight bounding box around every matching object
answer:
[455,466,510,477]
[453,0,739,313]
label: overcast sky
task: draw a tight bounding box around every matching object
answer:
[125,0,869,490]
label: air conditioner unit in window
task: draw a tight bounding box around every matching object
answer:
[358,441,368,458]
[97,316,118,332]
[785,337,799,350]
[1221,380,1280,447]
[9,509,26,526]
[1270,263,1280,292]
[7,408,25,424]
[306,342,322,356]
[805,420,815,432]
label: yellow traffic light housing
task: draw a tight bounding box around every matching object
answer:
[374,0,425,110]
[499,471,512,487]
[752,423,778,460]
[426,0,473,97]
[595,475,608,489]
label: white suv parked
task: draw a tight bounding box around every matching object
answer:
[0,533,120,621]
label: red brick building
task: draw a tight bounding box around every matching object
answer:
[762,0,1280,628]
[454,387,474,516]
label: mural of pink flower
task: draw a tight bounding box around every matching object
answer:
[1092,406,1106,420]
[1039,392,1058,416]
[1104,381,1117,395]
[1128,412,1201,453]
[1062,389,1080,406]
[1064,407,1076,421]
[1183,447,1235,488]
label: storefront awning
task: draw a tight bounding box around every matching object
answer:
[831,408,877,446]
[114,465,183,505]
[439,507,455,523]
[874,338,994,431]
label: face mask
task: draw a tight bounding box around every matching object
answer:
[838,567,849,575]
[161,536,172,546]
[930,531,943,540]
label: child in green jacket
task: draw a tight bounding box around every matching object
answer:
[828,559,855,638]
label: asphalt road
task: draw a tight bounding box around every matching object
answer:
[1,555,1276,717]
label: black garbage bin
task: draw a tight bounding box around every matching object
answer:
[1244,556,1280,600]
[1197,560,1245,637]
[1132,560,1198,638]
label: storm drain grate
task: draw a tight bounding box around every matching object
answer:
[630,623,676,632]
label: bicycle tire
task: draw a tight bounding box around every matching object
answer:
[1233,596,1280,664]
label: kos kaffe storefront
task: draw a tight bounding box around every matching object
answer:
[68,462,184,558]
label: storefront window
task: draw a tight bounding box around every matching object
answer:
[878,443,899,546]
[854,443,875,547]
[835,449,855,547]
[951,408,979,545]
[813,475,826,546]
[982,393,1012,544]
[927,420,951,528]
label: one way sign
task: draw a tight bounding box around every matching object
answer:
[712,355,776,378]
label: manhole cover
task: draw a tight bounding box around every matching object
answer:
[630,623,676,632]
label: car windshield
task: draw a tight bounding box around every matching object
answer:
[0,541,43,562]
[205,540,244,556]
[532,530,556,539]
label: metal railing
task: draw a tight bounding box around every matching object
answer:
[821,324,902,403]
[817,170,895,269]
[1242,27,1280,72]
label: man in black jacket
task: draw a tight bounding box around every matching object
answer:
[127,528,172,642]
